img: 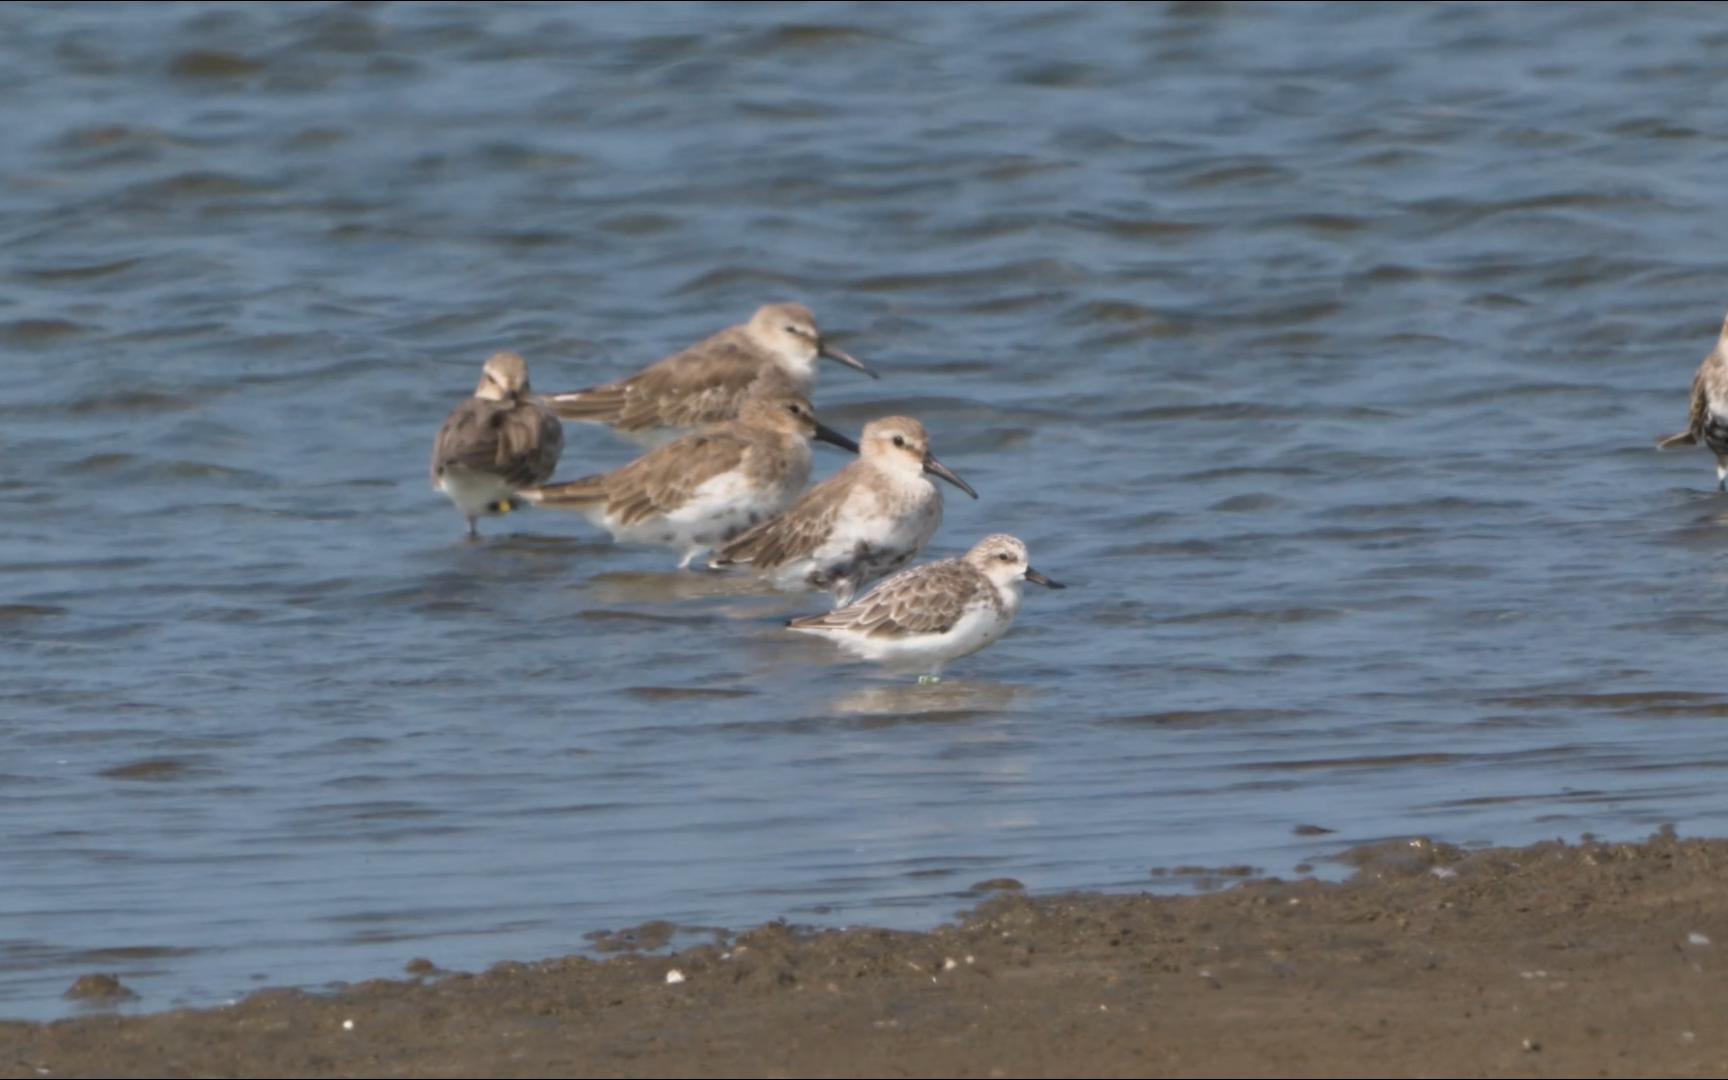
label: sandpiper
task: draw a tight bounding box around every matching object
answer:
[787,534,1063,680]
[518,391,858,567]
[431,351,564,538]
[708,416,977,604]
[1657,312,1728,491]
[545,303,878,447]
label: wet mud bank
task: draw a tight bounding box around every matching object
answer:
[6,831,1727,1078]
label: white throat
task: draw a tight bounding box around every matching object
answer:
[869,451,934,494]
[988,573,1026,612]
[753,332,819,379]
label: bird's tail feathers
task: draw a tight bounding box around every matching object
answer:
[546,385,627,423]
[517,477,606,508]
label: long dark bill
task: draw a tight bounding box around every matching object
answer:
[923,454,978,500]
[813,420,861,454]
[818,340,880,380]
[1024,567,1065,589]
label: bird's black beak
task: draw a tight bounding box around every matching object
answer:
[1024,567,1064,589]
[818,340,880,380]
[813,420,860,454]
[923,454,978,499]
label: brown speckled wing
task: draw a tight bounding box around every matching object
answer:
[710,461,853,568]
[619,347,759,433]
[514,402,566,487]
[1687,366,1710,440]
[432,397,564,488]
[532,428,754,522]
[790,559,984,638]
[606,429,754,524]
[546,329,776,433]
[1693,351,1728,435]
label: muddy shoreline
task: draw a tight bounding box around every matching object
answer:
[5,831,1726,1078]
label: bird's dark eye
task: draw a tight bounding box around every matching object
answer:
[998,553,1014,562]
[892,435,905,448]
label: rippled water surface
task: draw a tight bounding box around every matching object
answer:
[8,0,1728,1019]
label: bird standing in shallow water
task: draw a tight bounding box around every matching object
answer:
[709,416,978,605]
[430,351,563,539]
[1657,312,1728,491]
[787,534,1063,681]
[544,303,877,447]
[518,392,858,568]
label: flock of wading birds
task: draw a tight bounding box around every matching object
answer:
[430,303,1064,681]
[430,303,1728,679]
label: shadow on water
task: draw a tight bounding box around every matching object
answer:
[826,680,1033,718]
[582,569,787,605]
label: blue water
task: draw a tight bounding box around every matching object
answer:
[5,0,1728,1019]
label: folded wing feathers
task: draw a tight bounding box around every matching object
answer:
[547,383,629,423]
[710,463,853,568]
[433,399,563,489]
[548,335,786,435]
[520,475,607,508]
[525,430,754,522]
[789,561,979,638]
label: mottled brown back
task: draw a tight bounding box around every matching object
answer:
[549,329,794,434]
[431,396,563,488]
[527,428,760,524]
[710,458,860,568]
[789,559,989,638]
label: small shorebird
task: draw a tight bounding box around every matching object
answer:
[787,534,1064,680]
[545,303,878,447]
[518,391,858,567]
[1657,312,1728,491]
[431,351,563,538]
[709,416,977,604]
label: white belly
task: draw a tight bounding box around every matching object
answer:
[767,484,941,601]
[438,467,513,519]
[600,467,802,566]
[823,601,1012,675]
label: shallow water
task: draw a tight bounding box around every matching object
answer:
[6,0,1728,1019]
